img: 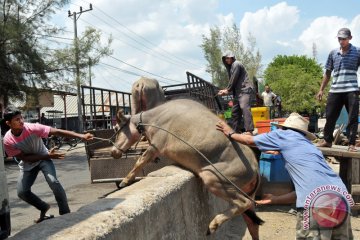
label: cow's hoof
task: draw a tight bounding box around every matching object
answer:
[117,181,128,189]
[206,228,215,235]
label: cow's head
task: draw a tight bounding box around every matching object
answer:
[111,109,141,159]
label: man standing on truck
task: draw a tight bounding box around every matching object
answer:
[2,108,93,224]
[218,51,255,135]
[316,27,360,152]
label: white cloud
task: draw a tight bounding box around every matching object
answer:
[62,0,219,90]
[239,2,300,63]
[52,0,360,92]
[298,15,360,64]
[298,16,347,58]
[240,2,299,44]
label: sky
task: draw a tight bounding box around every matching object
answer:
[51,0,360,92]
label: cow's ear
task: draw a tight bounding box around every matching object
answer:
[116,109,127,124]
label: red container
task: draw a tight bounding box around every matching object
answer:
[256,118,287,134]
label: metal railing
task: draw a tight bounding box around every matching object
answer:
[81,85,131,131]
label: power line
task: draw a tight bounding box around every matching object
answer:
[108,55,182,84]
[76,0,203,69]
[78,17,192,70]
[34,34,73,41]
[93,65,123,90]
[97,63,132,86]
[38,38,73,46]
[98,61,180,86]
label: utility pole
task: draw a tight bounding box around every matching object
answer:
[68,4,93,133]
[88,57,93,129]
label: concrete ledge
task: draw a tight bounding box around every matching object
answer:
[10,165,248,240]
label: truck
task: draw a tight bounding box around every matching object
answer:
[82,72,224,187]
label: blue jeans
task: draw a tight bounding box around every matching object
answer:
[17,160,70,215]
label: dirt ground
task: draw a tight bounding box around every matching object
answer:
[248,205,360,240]
[248,160,360,240]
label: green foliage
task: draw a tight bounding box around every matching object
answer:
[0,0,112,107]
[200,24,262,88]
[264,55,324,113]
[0,0,70,106]
[49,27,113,90]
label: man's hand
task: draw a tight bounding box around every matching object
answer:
[48,148,65,159]
[264,150,280,155]
[316,90,324,101]
[81,133,94,141]
[216,120,234,136]
[255,193,275,205]
[218,89,229,96]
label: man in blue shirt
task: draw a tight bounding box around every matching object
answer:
[316,28,360,152]
[216,113,353,239]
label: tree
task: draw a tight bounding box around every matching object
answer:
[0,0,112,108]
[264,55,325,113]
[200,24,262,88]
[48,27,113,91]
[0,0,70,107]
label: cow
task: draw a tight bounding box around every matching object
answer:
[111,99,263,239]
[131,77,166,115]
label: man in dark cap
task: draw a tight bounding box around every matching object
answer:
[218,51,255,135]
[316,28,360,152]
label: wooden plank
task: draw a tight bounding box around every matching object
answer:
[351,203,360,210]
[352,158,360,207]
[318,145,360,158]
[351,184,360,195]
[352,158,360,185]
[339,157,351,192]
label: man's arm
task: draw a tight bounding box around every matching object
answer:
[49,128,93,141]
[14,148,65,163]
[316,69,331,101]
[271,92,277,101]
[216,120,255,146]
[256,191,296,205]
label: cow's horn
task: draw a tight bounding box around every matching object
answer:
[116,109,127,123]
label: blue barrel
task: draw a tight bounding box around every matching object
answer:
[259,153,291,182]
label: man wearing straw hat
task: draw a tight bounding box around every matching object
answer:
[216,113,353,239]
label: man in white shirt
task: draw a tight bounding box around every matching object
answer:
[261,85,277,118]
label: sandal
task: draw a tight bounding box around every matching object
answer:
[316,140,332,148]
[348,145,358,152]
[34,214,54,223]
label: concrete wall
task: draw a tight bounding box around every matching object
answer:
[0,133,11,238]
[9,166,249,240]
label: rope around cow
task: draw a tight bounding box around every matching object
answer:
[136,121,258,205]
[65,121,257,205]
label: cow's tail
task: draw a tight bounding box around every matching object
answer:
[244,209,264,225]
[244,173,264,225]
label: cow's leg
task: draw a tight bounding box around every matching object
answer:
[119,145,158,188]
[199,170,259,239]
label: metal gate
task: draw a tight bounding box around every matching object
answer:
[162,71,224,113]
[81,85,132,131]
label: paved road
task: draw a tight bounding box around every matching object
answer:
[4,144,117,237]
